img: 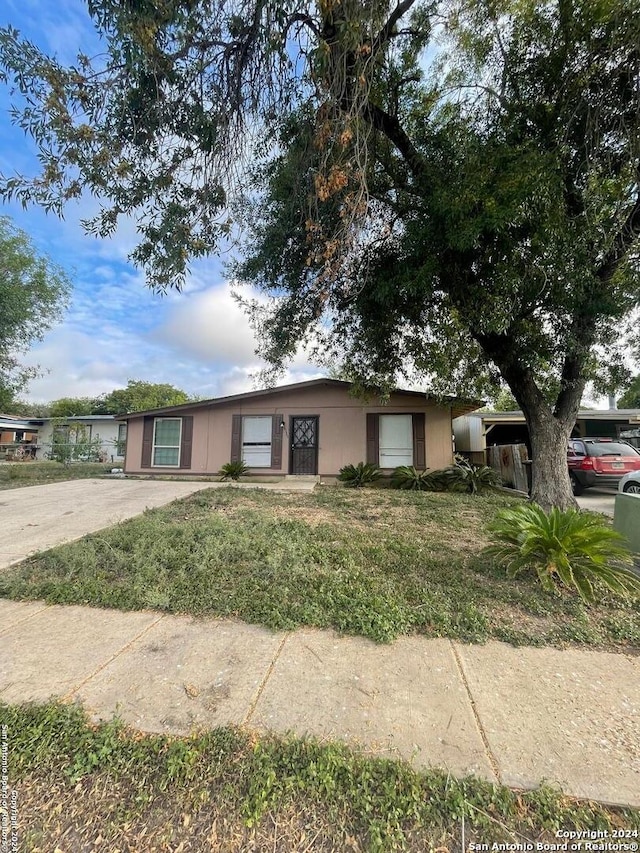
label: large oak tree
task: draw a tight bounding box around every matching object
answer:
[1,0,639,507]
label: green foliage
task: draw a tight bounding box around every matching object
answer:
[618,375,640,409]
[486,504,640,603]
[337,462,382,487]
[0,462,110,489]
[390,466,446,491]
[3,488,640,650]
[2,2,640,509]
[485,388,520,412]
[48,420,106,464]
[219,460,249,481]
[444,458,502,495]
[93,380,190,415]
[0,216,71,404]
[49,397,97,417]
[4,701,636,850]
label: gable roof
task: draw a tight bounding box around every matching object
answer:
[119,378,482,420]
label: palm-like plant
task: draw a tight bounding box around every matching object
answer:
[219,460,249,481]
[390,466,446,491]
[485,503,640,602]
[445,458,501,494]
[338,462,382,487]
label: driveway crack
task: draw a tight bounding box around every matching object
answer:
[243,634,289,726]
[62,613,166,701]
[450,640,502,784]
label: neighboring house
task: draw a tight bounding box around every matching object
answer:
[454,408,640,463]
[0,415,40,460]
[121,379,480,478]
[35,416,127,463]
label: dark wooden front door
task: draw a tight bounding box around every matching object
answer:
[290,416,319,475]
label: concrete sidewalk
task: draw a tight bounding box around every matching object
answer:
[1,599,638,809]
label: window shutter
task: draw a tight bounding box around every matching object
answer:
[413,413,426,469]
[231,414,242,462]
[366,413,379,465]
[141,417,153,468]
[271,414,283,469]
[179,416,193,469]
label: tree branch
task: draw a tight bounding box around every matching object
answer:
[371,0,420,56]
[362,101,428,182]
[596,187,640,283]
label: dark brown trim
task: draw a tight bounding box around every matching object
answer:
[230,414,242,462]
[271,414,283,469]
[179,415,193,469]
[412,412,426,469]
[366,413,379,465]
[141,416,153,468]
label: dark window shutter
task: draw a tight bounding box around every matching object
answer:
[413,413,426,469]
[141,417,154,468]
[180,416,193,469]
[366,413,379,465]
[231,414,242,462]
[271,414,283,469]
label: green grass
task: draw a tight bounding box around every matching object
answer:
[0,461,112,488]
[3,701,637,852]
[1,486,639,649]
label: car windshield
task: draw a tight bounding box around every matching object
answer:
[586,442,640,457]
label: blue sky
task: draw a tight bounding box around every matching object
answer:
[0,0,320,404]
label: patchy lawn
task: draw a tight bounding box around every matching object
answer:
[1,487,639,649]
[4,701,638,853]
[0,461,112,489]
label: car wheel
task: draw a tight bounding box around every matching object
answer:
[570,475,584,496]
[623,482,640,494]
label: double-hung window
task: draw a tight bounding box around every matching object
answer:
[117,423,127,456]
[153,418,182,467]
[242,416,272,467]
[379,414,413,467]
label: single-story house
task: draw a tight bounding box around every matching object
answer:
[35,416,127,463]
[454,407,640,463]
[1,414,125,463]
[120,379,480,479]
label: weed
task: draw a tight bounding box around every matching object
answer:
[3,701,638,851]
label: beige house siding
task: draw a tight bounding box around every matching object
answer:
[123,383,456,477]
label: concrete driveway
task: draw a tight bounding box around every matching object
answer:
[575,486,617,516]
[0,478,214,570]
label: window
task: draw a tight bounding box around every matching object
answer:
[117,423,127,456]
[153,418,182,466]
[242,416,272,467]
[379,414,413,467]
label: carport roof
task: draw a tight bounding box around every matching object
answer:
[467,409,640,424]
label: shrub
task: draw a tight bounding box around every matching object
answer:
[444,457,501,494]
[219,461,249,481]
[485,503,640,603]
[337,462,382,488]
[390,466,446,491]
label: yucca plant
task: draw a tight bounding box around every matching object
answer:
[337,462,382,487]
[444,457,501,494]
[390,466,447,491]
[219,460,249,481]
[485,503,640,603]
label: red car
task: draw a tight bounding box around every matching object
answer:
[568,438,640,495]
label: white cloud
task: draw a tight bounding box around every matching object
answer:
[153,283,267,365]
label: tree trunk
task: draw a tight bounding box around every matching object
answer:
[526,411,577,511]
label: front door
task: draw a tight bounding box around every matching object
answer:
[290,416,319,475]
